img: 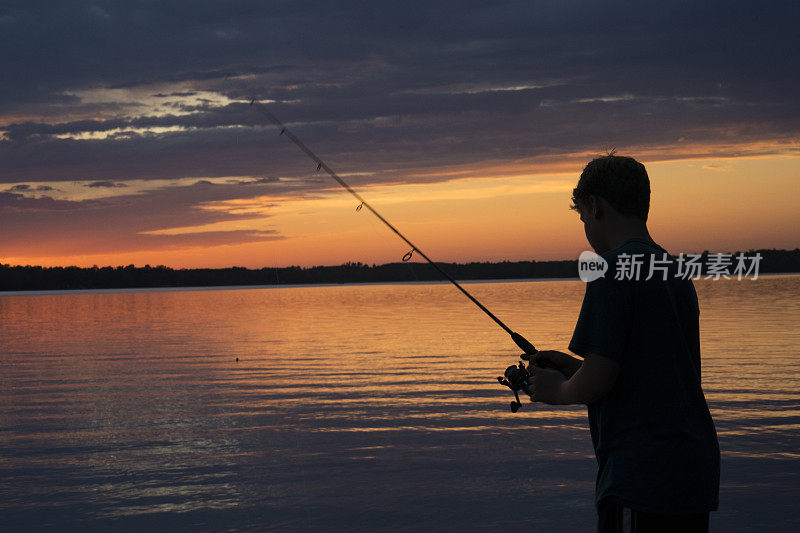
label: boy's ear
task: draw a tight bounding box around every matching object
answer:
[587,195,603,219]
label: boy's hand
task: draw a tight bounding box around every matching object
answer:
[531,350,582,378]
[527,364,568,404]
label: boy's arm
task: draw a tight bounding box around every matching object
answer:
[529,351,619,405]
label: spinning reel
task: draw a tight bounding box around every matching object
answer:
[497,352,562,413]
[497,360,532,413]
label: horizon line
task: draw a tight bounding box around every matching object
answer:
[3,245,798,271]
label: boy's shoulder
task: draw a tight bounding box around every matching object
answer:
[597,238,675,285]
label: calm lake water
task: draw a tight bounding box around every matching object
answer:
[2,276,799,532]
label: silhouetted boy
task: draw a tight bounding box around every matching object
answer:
[530,154,720,533]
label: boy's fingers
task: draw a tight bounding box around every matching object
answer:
[532,350,554,365]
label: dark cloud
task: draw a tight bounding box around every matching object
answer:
[5,184,55,192]
[1,92,794,187]
[0,191,95,211]
[0,179,292,257]
[86,180,126,188]
[153,91,198,98]
[237,177,280,185]
[2,2,796,123]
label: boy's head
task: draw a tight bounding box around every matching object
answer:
[571,154,650,221]
[571,154,651,253]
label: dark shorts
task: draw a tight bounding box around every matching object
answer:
[597,499,709,533]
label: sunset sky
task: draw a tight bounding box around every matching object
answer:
[1,1,798,268]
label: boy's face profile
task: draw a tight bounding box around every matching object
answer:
[576,195,606,254]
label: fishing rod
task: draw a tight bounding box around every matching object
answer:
[244,95,548,411]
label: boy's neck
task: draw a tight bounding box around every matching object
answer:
[603,219,653,253]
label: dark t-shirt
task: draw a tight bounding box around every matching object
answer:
[569,238,720,514]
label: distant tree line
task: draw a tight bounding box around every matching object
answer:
[1,248,798,292]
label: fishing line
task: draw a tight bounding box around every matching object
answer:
[238,87,538,358]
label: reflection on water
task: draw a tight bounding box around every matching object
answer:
[1,276,799,531]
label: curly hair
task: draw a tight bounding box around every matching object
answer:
[570,153,651,221]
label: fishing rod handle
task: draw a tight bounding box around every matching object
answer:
[510,331,562,372]
[510,331,537,359]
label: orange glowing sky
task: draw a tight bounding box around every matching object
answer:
[4,151,798,269]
